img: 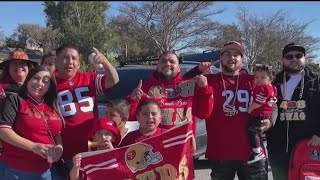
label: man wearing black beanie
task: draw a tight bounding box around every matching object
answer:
[268,42,320,179]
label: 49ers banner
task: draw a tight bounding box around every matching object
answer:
[79,121,195,180]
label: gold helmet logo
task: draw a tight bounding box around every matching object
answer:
[148,86,165,99]
[125,143,163,173]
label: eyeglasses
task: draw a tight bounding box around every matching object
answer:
[284,54,304,60]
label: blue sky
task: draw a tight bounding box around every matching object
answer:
[0,1,319,60]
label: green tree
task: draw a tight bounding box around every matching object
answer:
[43,1,117,68]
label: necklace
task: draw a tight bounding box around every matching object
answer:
[221,73,239,116]
[279,70,305,110]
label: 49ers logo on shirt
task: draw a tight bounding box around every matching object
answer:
[125,143,163,173]
[147,81,195,99]
[280,100,306,121]
[57,87,94,117]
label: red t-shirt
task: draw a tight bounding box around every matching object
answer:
[0,95,63,172]
[194,73,257,160]
[119,128,166,147]
[56,72,107,160]
[250,84,277,118]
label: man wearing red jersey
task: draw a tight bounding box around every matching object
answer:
[192,41,277,180]
[127,51,197,134]
[52,44,119,178]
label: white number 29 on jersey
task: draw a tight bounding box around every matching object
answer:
[57,87,94,117]
[222,90,250,112]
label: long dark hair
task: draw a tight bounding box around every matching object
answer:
[18,65,60,113]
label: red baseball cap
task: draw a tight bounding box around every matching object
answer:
[220,41,245,56]
[88,118,121,147]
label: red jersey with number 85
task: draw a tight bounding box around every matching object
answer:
[56,72,107,160]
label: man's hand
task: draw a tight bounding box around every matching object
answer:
[308,135,320,146]
[198,60,220,73]
[92,47,109,65]
[130,80,145,100]
[256,119,272,134]
[193,75,208,88]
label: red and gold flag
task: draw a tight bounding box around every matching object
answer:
[79,121,195,180]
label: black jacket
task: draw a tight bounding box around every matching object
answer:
[267,67,320,154]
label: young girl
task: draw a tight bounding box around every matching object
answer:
[70,118,121,180]
[119,100,166,147]
[247,65,277,164]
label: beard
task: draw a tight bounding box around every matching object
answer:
[158,71,177,80]
[283,62,305,74]
[221,63,240,73]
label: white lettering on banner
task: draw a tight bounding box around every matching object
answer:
[159,99,188,107]
[222,89,250,113]
[57,87,94,117]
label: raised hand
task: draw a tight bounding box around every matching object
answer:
[92,47,109,65]
[130,80,145,100]
[193,75,208,88]
[198,60,220,73]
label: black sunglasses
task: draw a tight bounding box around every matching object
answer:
[284,53,304,60]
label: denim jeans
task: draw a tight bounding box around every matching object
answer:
[269,152,290,180]
[209,159,268,180]
[0,161,51,180]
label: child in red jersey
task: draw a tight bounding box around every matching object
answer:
[70,118,121,180]
[119,100,166,147]
[247,65,277,164]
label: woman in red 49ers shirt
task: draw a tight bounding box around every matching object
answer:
[0,65,63,179]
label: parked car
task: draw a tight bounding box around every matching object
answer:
[97,61,220,159]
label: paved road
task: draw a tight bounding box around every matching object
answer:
[194,156,274,180]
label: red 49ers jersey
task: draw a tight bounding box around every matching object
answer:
[127,72,196,133]
[251,84,278,118]
[205,73,255,160]
[56,72,107,160]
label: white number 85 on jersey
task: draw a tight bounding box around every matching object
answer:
[57,87,94,117]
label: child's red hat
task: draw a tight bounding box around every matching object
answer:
[88,118,121,146]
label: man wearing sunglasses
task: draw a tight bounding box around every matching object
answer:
[267,43,320,179]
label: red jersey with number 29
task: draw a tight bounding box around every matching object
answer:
[56,72,107,160]
[205,73,255,160]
